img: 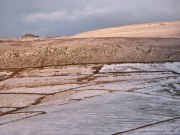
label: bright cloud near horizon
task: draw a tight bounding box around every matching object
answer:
[21,6,116,23]
[0,0,180,37]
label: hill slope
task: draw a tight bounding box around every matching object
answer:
[0,21,180,69]
[72,21,180,38]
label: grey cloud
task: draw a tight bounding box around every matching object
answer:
[21,6,117,23]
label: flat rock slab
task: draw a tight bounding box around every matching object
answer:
[0,94,43,108]
[0,62,180,135]
[121,118,180,135]
[0,93,180,135]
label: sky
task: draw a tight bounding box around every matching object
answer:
[0,0,180,38]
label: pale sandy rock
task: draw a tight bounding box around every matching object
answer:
[40,90,110,105]
[1,92,180,135]
[13,64,100,78]
[0,94,43,107]
[0,63,180,134]
[0,70,15,80]
[0,108,17,115]
[100,62,180,74]
[0,84,86,94]
[0,113,42,125]
[0,75,85,90]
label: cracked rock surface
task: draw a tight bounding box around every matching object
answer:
[0,62,180,135]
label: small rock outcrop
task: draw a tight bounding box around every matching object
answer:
[22,34,39,38]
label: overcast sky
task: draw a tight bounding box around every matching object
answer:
[0,0,180,38]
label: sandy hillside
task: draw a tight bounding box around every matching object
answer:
[0,21,180,69]
[72,21,180,38]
